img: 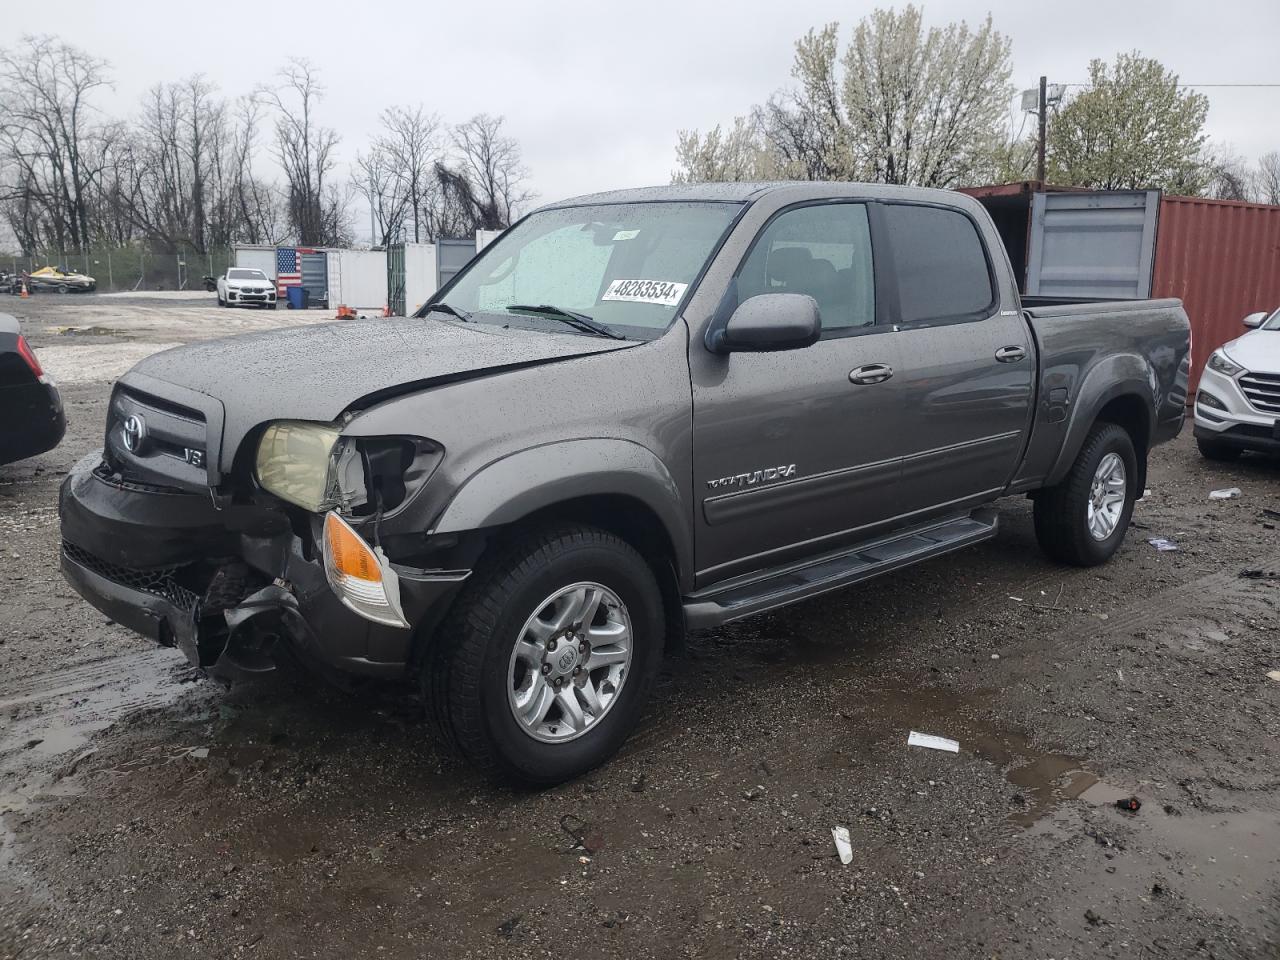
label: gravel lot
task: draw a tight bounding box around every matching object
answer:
[1,294,1278,959]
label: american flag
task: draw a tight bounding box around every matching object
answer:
[276,248,302,296]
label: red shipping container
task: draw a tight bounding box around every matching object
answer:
[1152,196,1280,396]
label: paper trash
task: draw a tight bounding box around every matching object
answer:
[831,826,853,865]
[907,731,960,753]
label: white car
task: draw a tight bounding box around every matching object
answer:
[216,268,277,309]
[1194,308,1280,460]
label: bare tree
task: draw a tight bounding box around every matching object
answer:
[440,114,532,232]
[381,106,441,243]
[0,35,113,250]
[258,59,343,245]
[353,146,410,247]
[1203,151,1256,202]
[1256,151,1280,206]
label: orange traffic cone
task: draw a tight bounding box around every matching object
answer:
[19,279,29,298]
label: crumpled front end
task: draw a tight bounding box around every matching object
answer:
[58,447,467,682]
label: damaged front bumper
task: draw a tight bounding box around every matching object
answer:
[58,452,469,681]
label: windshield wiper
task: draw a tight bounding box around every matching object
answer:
[423,301,472,322]
[505,304,626,340]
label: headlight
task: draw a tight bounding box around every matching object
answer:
[255,421,366,512]
[1207,350,1243,377]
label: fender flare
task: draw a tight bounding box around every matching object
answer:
[1045,353,1156,487]
[432,438,693,584]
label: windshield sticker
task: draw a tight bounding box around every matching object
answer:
[612,229,640,241]
[602,279,688,306]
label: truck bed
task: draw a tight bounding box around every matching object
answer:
[1009,297,1191,492]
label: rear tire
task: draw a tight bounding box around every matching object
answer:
[1034,422,1138,567]
[426,524,663,785]
[1196,437,1241,462]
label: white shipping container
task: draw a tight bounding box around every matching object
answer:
[402,243,438,317]
[233,245,278,280]
[328,249,388,310]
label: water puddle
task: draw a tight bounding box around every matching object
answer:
[0,649,193,824]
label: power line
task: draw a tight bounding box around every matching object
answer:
[1061,82,1280,88]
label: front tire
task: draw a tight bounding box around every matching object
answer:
[1034,422,1138,567]
[427,525,663,785]
[1197,437,1241,462]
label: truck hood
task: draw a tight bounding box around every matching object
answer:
[121,316,634,476]
[1222,329,1280,375]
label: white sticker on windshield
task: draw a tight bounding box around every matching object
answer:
[602,279,688,307]
[612,229,640,241]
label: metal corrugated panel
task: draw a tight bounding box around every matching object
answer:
[1152,197,1280,395]
[301,252,328,304]
[1025,191,1160,298]
[436,238,477,289]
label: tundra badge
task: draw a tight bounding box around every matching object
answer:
[707,464,797,490]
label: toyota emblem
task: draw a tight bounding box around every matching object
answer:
[122,414,146,453]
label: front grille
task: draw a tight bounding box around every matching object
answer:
[106,385,209,490]
[63,541,200,613]
[1239,371,1280,415]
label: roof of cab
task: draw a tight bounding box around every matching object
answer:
[540,181,975,210]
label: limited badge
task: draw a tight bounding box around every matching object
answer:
[601,279,688,307]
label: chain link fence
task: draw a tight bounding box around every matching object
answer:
[2,245,234,294]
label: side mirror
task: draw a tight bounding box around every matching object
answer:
[708,293,821,354]
[1243,311,1267,329]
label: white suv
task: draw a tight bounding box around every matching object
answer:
[1194,308,1280,460]
[217,268,277,309]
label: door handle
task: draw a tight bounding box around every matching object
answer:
[995,345,1026,363]
[849,363,894,385]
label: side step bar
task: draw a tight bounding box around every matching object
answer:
[682,509,999,630]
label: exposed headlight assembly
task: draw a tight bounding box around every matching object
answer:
[255,421,367,513]
[1207,350,1243,377]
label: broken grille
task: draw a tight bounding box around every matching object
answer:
[62,541,200,613]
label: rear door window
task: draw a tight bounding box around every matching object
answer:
[883,204,994,323]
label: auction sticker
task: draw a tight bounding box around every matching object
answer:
[602,279,688,306]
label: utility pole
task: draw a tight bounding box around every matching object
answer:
[1036,75,1048,184]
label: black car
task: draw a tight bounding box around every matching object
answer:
[1,312,66,466]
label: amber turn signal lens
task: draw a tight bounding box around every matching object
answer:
[324,512,382,583]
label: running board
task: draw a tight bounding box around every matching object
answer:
[682,509,999,630]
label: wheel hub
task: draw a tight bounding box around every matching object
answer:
[507,582,633,744]
[1086,452,1127,541]
[548,634,581,678]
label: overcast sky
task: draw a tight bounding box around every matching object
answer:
[43,0,1280,240]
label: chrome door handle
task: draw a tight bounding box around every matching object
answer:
[995,345,1026,363]
[849,363,894,385]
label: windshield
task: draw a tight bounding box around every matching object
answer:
[228,268,267,281]
[1263,308,1280,331]
[433,201,742,339]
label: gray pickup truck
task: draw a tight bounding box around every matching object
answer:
[60,183,1189,784]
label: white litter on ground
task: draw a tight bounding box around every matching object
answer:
[1147,537,1179,552]
[907,731,960,753]
[831,826,853,865]
[1267,670,1280,683]
[1210,487,1242,500]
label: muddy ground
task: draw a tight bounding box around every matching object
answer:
[1,294,1278,959]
